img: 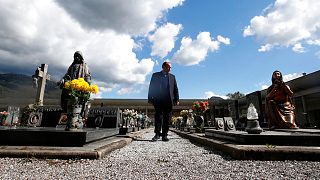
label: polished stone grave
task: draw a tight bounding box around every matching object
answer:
[0,126,119,147]
[205,128,320,146]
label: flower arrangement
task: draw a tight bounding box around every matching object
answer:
[0,111,9,125]
[0,111,9,117]
[171,116,183,126]
[123,109,138,119]
[191,101,209,115]
[64,78,99,103]
[122,109,138,127]
[180,110,189,117]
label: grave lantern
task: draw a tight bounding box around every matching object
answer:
[245,103,263,134]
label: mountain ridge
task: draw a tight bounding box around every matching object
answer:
[0,73,61,102]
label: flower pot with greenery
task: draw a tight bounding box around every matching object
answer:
[120,109,138,134]
[191,101,209,132]
[63,78,99,130]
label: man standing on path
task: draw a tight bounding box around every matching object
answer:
[148,61,179,141]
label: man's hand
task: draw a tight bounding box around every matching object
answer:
[176,101,179,105]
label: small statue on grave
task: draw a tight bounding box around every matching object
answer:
[58,51,91,113]
[265,70,298,129]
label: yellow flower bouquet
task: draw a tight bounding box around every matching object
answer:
[180,110,189,117]
[64,78,99,103]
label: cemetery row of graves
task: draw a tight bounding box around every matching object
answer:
[0,101,206,132]
[0,68,320,132]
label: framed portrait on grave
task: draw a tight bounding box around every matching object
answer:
[58,113,68,125]
[27,112,42,127]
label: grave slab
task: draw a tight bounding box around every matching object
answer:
[0,127,119,147]
[205,128,320,146]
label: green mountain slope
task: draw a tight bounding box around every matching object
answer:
[0,73,60,107]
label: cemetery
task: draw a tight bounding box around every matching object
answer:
[1,0,320,178]
[0,63,319,180]
[0,64,319,161]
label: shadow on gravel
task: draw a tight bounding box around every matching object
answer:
[133,137,182,142]
[133,139,154,142]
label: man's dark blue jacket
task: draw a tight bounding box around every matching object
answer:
[148,71,179,106]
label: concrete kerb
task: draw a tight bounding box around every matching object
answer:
[96,128,153,159]
[0,128,152,160]
[0,147,98,159]
[170,129,320,161]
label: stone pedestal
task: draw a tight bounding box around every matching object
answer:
[245,119,263,134]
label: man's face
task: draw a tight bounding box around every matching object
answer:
[163,63,172,73]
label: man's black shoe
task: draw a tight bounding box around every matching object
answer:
[162,136,169,142]
[152,134,160,141]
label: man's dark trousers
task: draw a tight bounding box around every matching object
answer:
[154,102,172,137]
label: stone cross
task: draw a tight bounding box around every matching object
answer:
[32,64,50,106]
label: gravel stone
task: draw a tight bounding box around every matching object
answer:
[0,130,319,179]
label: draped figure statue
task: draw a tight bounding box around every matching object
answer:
[58,51,91,113]
[265,70,298,129]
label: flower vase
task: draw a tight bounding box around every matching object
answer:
[66,99,84,131]
[194,115,204,133]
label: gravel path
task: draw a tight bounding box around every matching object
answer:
[0,130,319,179]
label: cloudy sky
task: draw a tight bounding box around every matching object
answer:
[0,0,320,99]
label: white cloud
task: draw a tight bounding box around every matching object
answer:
[243,25,254,37]
[117,83,146,95]
[172,32,229,66]
[99,86,113,93]
[56,0,184,36]
[244,0,320,52]
[261,85,269,90]
[203,91,228,99]
[203,91,215,99]
[292,43,305,53]
[148,23,182,58]
[0,0,189,96]
[117,87,134,95]
[260,72,304,89]
[257,81,269,90]
[217,35,230,45]
[258,44,273,52]
[283,72,303,82]
[307,39,320,46]
[91,92,103,99]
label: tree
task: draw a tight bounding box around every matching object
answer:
[226,91,245,100]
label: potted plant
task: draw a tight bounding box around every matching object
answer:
[191,101,209,132]
[121,109,138,134]
[63,78,99,130]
